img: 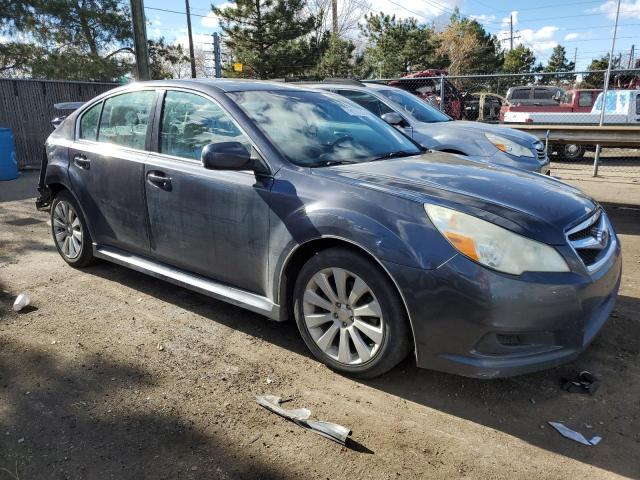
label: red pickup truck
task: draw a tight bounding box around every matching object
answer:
[499,88,601,121]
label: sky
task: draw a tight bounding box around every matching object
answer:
[143,0,640,72]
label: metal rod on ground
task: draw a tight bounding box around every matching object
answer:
[439,76,445,112]
[129,0,150,80]
[185,0,197,78]
[213,32,222,78]
[593,0,621,177]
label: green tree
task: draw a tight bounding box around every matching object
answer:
[359,13,441,78]
[148,39,191,79]
[503,45,536,73]
[541,45,575,84]
[314,36,355,78]
[581,55,609,88]
[0,0,133,80]
[213,0,318,79]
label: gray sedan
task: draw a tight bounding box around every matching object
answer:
[308,81,551,174]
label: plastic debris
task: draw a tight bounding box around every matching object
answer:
[548,421,602,446]
[561,371,600,395]
[256,395,351,445]
[12,293,31,312]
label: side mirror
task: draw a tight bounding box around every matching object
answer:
[201,142,253,171]
[381,112,406,127]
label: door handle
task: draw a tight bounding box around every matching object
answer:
[73,154,90,170]
[147,171,172,191]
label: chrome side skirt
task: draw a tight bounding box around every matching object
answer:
[93,245,282,321]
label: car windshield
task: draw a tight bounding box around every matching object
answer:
[227,90,422,167]
[377,88,451,123]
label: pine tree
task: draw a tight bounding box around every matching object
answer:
[541,45,575,84]
[213,0,318,79]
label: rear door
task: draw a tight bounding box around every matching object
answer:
[143,89,271,295]
[68,90,157,256]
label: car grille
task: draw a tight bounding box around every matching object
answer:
[566,210,613,271]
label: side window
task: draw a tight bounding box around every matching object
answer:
[636,94,640,115]
[79,101,102,141]
[336,90,394,117]
[578,91,593,107]
[160,90,251,161]
[511,89,529,100]
[97,90,155,149]
[534,88,554,100]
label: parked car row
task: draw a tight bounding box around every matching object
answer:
[38,79,621,379]
[303,80,550,175]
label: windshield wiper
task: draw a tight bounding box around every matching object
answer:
[371,150,422,161]
[307,159,359,168]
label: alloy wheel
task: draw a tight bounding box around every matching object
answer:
[53,200,83,259]
[302,268,385,365]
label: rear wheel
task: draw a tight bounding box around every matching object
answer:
[293,247,412,378]
[50,191,95,267]
[561,144,585,160]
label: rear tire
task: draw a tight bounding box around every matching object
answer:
[293,247,412,378]
[50,190,95,268]
[561,144,585,160]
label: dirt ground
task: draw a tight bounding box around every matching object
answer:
[1,171,639,480]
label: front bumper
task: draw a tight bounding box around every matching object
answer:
[385,240,622,378]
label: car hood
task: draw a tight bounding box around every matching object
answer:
[418,120,540,147]
[311,152,596,245]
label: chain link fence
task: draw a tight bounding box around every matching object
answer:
[370,69,640,183]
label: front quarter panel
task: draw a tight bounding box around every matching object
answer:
[267,168,457,301]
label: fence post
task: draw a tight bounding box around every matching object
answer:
[439,75,445,112]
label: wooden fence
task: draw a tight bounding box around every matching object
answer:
[0,78,118,169]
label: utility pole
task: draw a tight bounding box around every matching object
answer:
[573,47,578,70]
[509,14,513,51]
[185,0,197,78]
[593,0,621,177]
[331,0,338,35]
[129,0,150,80]
[212,32,222,78]
[629,44,635,68]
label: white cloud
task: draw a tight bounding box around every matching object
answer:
[201,3,233,29]
[366,0,463,21]
[564,32,580,41]
[470,13,496,23]
[495,12,559,53]
[175,31,214,51]
[591,0,640,19]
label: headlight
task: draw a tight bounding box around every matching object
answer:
[425,204,569,275]
[484,133,535,158]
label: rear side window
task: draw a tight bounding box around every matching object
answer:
[510,89,529,100]
[336,90,394,117]
[79,102,102,141]
[97,91,155,150]
[160,90,251,161]
[578,91,593,107]
[534,88,554,100]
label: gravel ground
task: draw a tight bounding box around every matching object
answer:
[1,173,639,479]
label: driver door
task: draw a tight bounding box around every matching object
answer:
[144,90,272,295]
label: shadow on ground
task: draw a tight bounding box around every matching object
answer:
[0,333,290,480]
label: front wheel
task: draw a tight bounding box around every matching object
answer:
[293,247,412,378]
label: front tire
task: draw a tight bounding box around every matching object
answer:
[50,190,95,267]
[293,247,412,378]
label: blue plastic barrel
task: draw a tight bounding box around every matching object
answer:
[0,128,19,181]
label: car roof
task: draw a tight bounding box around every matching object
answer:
[119,78,311,93]
[300,81,392,92]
